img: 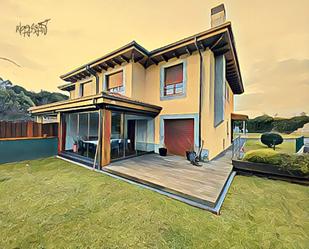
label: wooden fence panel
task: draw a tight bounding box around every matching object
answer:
[0,120,58,139]
[21,122,27,137]
[5,122,12,138]
[11,122,16,138]
[0,121,5,138]
[15,122,21,137]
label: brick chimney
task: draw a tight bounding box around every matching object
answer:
[211,4,226,27]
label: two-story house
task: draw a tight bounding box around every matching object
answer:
[29,4,244,168]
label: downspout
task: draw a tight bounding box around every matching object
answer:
[194,37,203,154]
[85,66,101,169]
[86,65,99,94]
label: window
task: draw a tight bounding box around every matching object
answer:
[64,111,99,160]
[80,82,92,97]
[163,63,184,96]
[106,70,124,93]
[214,55,225,126]
[80,84,84,97]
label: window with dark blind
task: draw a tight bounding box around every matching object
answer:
[164,63,184,96]
[107,71,124,93]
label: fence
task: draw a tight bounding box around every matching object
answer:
[296,136,304,153]
[0,121,58,139]
[0,137,58,164]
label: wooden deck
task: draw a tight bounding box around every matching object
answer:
[105,150,233,208]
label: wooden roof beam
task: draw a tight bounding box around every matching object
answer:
[150,57,159,65]
[210,35,224,50]
[105,61,115,68]
[120,55,130,63]
[185,46,192,55]
[161,54,168,62]
[173,51,180,58]
[112,58,122,66]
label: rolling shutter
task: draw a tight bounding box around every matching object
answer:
[164,64,183,85]
[107,71,123,89]
[164,119,194,156]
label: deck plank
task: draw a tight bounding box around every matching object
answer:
[105,150,233,207]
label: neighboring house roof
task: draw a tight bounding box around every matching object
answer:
[60,22,244,94]
[231,113,249,121]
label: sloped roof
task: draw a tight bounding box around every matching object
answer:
[60,22,244,94]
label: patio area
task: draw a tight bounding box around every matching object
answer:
[105,150,234,210]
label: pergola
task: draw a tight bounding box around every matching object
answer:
[231,113,249,140]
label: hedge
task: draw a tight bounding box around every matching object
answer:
[243,149,309,177]
[246,115,309,133]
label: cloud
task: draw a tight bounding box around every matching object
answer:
[236,59,309,117]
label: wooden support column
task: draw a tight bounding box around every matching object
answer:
[101,109,111,167]
[58,113,64,153]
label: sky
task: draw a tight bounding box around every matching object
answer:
[0,0,309,118]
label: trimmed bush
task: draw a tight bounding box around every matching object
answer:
[261,132,283,149]
[243,149,309,177]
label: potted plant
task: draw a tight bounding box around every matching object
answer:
[159,144,167,156]
[73,138,78,153]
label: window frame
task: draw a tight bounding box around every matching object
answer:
[103,68,125,94]
[79,79,92,98]
[225,81,230,102]
[160,59,187,100]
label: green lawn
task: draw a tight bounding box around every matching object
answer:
[244,139,296,153]
[0,158,308,249]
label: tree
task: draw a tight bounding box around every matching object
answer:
[261,132,283,150]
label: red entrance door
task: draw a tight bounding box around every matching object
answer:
[164,119,194,156]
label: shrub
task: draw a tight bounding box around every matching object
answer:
[261,132,283,149]
[243,149,309,177]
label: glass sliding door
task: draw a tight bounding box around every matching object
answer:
[78,113,88,157]
[110,111,155,161]
[111,112,124,160]
[88,112,99,159]
[63,111,99,160]
[65,113,78,152]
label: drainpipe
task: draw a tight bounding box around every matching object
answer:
[86,65,99,94]
[195,37,203,154]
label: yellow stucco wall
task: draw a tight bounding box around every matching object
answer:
[61,50,235,160]
[141,54,200,147]
[201,49,234,160]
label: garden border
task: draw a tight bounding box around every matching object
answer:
[232,159,309,185]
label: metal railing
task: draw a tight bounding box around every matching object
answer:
[232,135,246,160]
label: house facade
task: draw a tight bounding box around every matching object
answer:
[29,4,244,168]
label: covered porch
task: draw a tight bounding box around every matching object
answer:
[29,92,162,167]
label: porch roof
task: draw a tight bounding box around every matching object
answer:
[28,92,162,116]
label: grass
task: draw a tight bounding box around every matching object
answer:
[0,158,308,249]
[244,139,295,153]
